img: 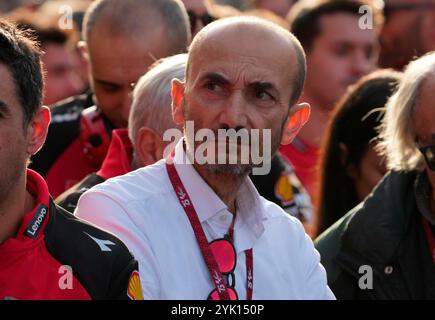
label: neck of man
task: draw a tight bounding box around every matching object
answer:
[192,163,244,215]
[296,93,333,147]
[0,177,35,244]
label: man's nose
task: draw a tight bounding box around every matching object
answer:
[218,91,248,129]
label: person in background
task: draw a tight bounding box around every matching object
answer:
[315,69,402,236]
[5,8,87,105]
[182,0,216,36]
[28,24,84,106]
[316,52,435,299]
[29,0,191,198]
[36,0,93,90]
[56,54,187,211]
[283,0,382,199]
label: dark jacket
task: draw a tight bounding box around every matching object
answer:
[315,170,435,299]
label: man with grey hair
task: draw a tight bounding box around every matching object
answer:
[76,16,334,300]
[316,52,435,299]
[56,54,187,211]
[30,0,191,198]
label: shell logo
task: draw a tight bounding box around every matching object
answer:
[127,271,144,300]
[274,174,294,205]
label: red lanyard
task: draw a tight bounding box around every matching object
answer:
[166,151,253,300]
[422,216,435,264]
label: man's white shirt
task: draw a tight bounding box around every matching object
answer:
[75,139,335,300]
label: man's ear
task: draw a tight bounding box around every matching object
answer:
[171,78,185,125]
[77,41,89,61]
[281,102,310,145]
[134,127,163,167]
[27,106,50,156]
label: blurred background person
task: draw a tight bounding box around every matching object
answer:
[380,0,435,70]
[56,54,187,211]
[29,0,191,198]
[283,0,383,199]
[316,52,435,300]
[182,0,216,36]
[6,1,91,103]
[31,24,85,106]
[36,0,93,90]
[315,69,402,237]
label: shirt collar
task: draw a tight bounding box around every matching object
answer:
[171,139,267,239]
[97,129,133,180]
[15,169,51,241]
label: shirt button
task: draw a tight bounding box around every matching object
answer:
[384,266,393,274]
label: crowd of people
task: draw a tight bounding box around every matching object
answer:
[0,0,435,300]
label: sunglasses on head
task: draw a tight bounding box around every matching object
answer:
[187,10,215,33]
[419,144,435,171]
[207,238,239,300]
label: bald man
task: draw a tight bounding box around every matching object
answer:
[76,17,334,300]
[30,0,191,198]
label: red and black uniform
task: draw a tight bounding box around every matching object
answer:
[0,169,142,300]
[56,129,132,212]
[29,91,112,198]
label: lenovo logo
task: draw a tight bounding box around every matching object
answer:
[25,204,48,239]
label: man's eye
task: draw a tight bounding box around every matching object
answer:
[334,46,350,57]
[255,90,273,101]
[206,82,220,91]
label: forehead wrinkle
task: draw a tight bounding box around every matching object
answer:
[188,23,298,94]
[194,54,282,88]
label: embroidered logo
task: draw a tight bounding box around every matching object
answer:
[25,204,48,239]
[84,232,116,252]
